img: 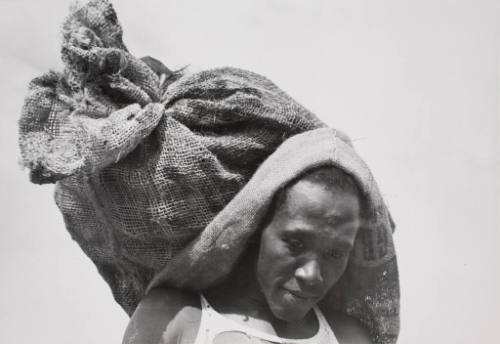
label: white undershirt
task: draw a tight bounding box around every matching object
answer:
[193,294,339,344]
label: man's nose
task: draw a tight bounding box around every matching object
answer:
[295,259,323,287]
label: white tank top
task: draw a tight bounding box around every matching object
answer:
[193,294,339,344]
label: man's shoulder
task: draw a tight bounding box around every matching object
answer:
[144,287,202,330]
[319,307,373,344]
[124,287,201,344]
[153,288,202,343]
[143,287,201,312]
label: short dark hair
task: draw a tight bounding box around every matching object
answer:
[260,166,360,230]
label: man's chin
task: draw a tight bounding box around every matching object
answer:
[270,304,310,322]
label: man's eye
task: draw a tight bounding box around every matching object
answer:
[327,249,348,260]
[284,239,304,252]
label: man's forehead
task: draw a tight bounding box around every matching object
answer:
[280,222,358,247]
[282,183,360,217]
[286,179,359,201]
[283,217,359,232]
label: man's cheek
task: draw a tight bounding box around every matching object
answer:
[324,261,349,288]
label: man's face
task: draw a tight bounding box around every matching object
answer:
[256,179,360,322]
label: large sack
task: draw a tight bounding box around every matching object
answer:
[18,0,324,314]
[18,1,399,343]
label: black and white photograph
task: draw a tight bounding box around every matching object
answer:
[1,0,498,343]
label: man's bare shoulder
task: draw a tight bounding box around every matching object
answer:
[123,287,201,344]
[142,287,200,312]
[320,307,373,344]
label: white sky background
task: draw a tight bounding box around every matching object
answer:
[0,0,498,343]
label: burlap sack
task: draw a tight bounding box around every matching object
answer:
[18,1,399,343]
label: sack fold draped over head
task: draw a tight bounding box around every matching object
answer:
[17,1,399,343]
[148,128,400,344]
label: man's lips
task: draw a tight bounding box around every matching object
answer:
[283,288,319,300]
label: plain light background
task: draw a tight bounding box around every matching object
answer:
[1,0,498,343]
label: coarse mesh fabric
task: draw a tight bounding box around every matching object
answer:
[18,1,399,343]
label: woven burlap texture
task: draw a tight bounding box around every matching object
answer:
[18,1,399,343]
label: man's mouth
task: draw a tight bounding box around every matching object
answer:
[283,288,319,301]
